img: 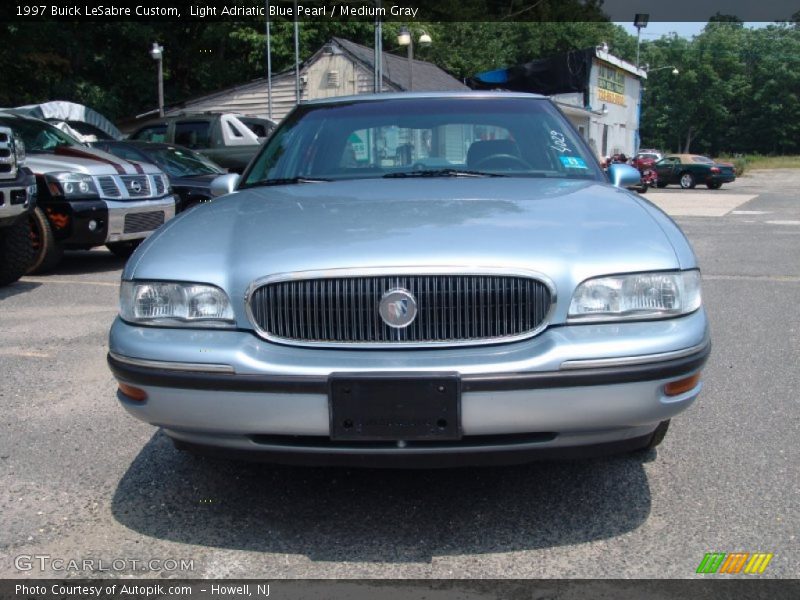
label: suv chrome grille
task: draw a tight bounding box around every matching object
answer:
[0,127,15,179]
[97,176,121,197]
[249,273,552,346]
[124,211,164,233]
[120,175,150,197]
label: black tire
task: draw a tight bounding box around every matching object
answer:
[707,181,722,190]
[679,172,696,189]
[645,420,671,451]
[28,206,63,274]
[106,240,142,259]
[0,216,35,286]
[637,185,648,194]
[656,181,668,188]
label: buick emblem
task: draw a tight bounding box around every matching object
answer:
[379,288,417,329]
[129,180,142,193]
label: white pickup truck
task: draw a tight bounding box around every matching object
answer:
[0,112,176,272]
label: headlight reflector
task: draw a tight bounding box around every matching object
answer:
[120,281,234,326]
[568,270,701,322]
[45,172,99,197]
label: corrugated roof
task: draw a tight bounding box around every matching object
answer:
[332,37,468,92]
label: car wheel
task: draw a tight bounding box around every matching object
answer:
[707,181,722,190]
[0,216,35,286]
[28,207,64,274]
[644,419,671,451]
[656,180,668,188]
[106,240,142,259]
[679,172,696,189]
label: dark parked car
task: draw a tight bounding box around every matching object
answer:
[128,113,276,173]
[91,141,225,212]
[655,154,736,189]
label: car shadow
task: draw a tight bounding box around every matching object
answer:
[0,280,41,299]
[48,250,126,276]
[111,431,652,563]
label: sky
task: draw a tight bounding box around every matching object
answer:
[618,22,772,40]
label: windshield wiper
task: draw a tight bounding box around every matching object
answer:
[246,176,332,187]
[383,169,506,179]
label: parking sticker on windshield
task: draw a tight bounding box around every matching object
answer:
[559,156,588,169]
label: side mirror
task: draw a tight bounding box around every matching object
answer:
[608,163,641,188]
[210,173,240,197]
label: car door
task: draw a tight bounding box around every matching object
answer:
[655,157,678,183]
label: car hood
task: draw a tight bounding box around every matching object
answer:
[26,145,163,176]
[170,173,218,188]
[128,178,685,323]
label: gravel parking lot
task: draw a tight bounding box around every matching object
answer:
[1,170,798,579]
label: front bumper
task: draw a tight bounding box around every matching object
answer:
[108,310,710,466]
[0,170,36,227]
[106,195,177,243]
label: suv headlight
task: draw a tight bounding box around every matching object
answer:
[13,134,25,167]
[120,281,234,327]
[45,172,99,198]
[568,270,701,322]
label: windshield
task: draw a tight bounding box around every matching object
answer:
[242,97,603,187]
[140,146,224,177]
[0,117,83,152]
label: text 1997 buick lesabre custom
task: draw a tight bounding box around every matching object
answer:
[107,93,710,467]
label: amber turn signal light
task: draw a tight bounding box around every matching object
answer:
[664,373,701,396]
[118,382,148,402]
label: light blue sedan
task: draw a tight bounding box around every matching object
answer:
[108,92,709,467]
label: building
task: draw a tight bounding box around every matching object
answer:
[470,47,647,159]
[148,37,467,127]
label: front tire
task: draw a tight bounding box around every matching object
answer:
[106,240,142,259]
[644,420,671,451]
[0,216,35,286]
[679,172,696,189]
[28,207,63,274]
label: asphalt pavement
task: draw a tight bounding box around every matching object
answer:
[0,170,797,579]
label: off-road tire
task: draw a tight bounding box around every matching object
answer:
[0,216,35,285]
[106,240,142,259]
[28,206,63,274]
[645,419,671,451]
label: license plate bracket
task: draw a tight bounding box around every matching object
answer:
[329,373,461,441]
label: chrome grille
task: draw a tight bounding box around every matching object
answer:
[121,175,150,197]
[97,176,121,197]
[124,211,164,233]
[249,273,552,346]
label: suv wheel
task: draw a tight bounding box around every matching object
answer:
[28,207,63,274]
[0,216,35,286]
[106,240,141,259]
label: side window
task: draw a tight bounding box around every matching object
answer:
[227,121,244,138]
[132,124,167,143]
[174,121,211,149]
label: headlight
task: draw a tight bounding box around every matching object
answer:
[120,281,235,327]
[161,174,171,193]
[568,270,701,322]
[13,134,25,167]
[45,172,99,197]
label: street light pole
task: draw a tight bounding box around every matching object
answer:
[150,43,164,117]
[633,13,649,68]
[397,28,430,92]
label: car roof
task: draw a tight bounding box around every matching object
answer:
[303,91,548,106]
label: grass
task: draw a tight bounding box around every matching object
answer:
[716,155,800,176]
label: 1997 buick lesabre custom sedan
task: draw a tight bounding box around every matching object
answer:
[107,93,710,467]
